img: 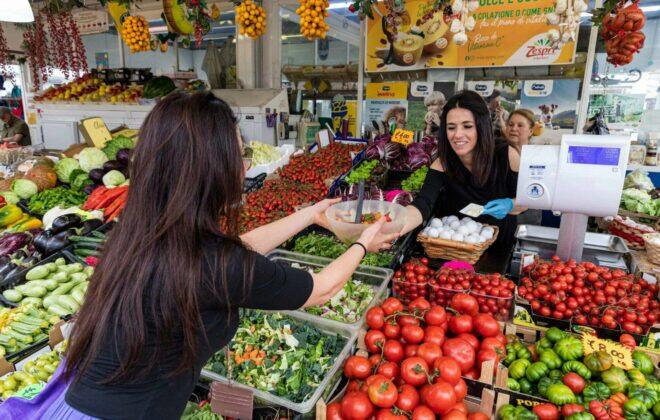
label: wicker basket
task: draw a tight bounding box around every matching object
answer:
[643,233,660,265]
[417,226,499,264]
[609,218,654,251]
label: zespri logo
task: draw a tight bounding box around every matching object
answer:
[526,38,558,59]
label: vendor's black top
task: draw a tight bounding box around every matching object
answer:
[411,141,519,248]
[65,240,314,420]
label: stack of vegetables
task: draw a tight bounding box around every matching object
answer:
[290,232,393,268]
[500,326,659,420]
[1,259,92,317]
[364,134,437,172]
[204,310,346,403]
[620,170,660,217]
[180,402,223,420]
[249,141,282,166]
[0,342,64,400]
[82,186,128,222]
[0,305,58,358]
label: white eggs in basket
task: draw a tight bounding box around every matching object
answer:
[439,230,453,240]
[451,232,464,242]
[450,220,461,230]
[427,227,440,238]
[465,220,479,233]
[430,218,443,228]
[446,215,459,224]
[481,226,495,240]
[465,235,478,244]
[457,225,471,236]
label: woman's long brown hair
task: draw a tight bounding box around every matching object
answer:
[65,92,252,383]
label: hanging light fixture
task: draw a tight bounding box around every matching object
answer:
[0,0,35,23]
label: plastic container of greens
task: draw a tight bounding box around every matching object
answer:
[200,309,357,415]
[267,250,393,331]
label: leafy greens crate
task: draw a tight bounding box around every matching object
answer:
[200,310,357,415]
[267,250,393,331]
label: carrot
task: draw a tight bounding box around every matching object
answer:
[103,192,128,218]
[83,186,108,210]
[94,186,128,210]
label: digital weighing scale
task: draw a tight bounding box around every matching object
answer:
[516,135,631,261]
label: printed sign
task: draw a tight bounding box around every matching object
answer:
[73,9,109,35]
[392,129,415,146]
[365,0,576,72]
[582,333,634,369]
[365,82,409,129]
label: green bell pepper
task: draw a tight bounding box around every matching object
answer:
[583,382,611,403]
[583,351,613,374]
[539,349,562,370]
[535,337,553,352]
[566,413,595,420]
[519,378,533,394]
[562,360,592,380]
[627,369,647,388]
[526,362,550,383]
[509,359,532,380]
[538,376,559,398]
[627,386,658,410]
[548,369,563,381]
[632,351,654,376]
[602,367,630,394]
[652,401,660,418]
[547,383,576,405]
[545,326,567,343]
[554,337,584,361]
[507,378,520,392]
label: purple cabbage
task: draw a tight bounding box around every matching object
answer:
[383,142,402,163]
[0,233,31,257]
[407,143,431,170]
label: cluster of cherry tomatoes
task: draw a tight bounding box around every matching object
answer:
[278,143,362,190]
[328,295,505,420]
[519,256,659,335]
[393,258,515,321]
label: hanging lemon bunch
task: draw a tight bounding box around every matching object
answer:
[297,0,329,40]
[121,15,151,53]
[235,0,267,38]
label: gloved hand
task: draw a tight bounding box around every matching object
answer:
[482,198,514,220]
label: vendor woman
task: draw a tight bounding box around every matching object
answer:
[401,90,524,247]
[0,92,397,419]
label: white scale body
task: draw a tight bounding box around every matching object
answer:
[517,135,631,218]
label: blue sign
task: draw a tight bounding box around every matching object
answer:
[568,146,621,166]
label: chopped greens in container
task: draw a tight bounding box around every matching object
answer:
[291,232,393,268]
[204,310,345,403]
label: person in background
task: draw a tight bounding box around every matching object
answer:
[504,109,543,226]
[0,107,31,146]
[486,90,509,138]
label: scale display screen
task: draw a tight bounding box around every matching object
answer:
[567,146,621,166]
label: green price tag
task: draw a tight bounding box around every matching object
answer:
[14,382,46,400]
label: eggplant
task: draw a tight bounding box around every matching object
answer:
[0,233,30,257]
[81,218,104,235]
[52,214,83,234]
[88,168,105,184]
[22,256,39,266]
[103,160,124,173]
[83,184,99,195]
[12,250,27,260]
[116,148,131,166]
[3,264,23,282]
[0,262,18,281]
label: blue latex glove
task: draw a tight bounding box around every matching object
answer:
[482,198,514,220]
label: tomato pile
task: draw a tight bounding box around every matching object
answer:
[393,258,515,321]
[519,256,659,335]
[278,143,362,189]
[328,295,504,420]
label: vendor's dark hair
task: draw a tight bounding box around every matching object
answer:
[438,90,495,187]
[65,92,253,383]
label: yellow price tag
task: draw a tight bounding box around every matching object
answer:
[581,333,634,369]
[79,117,112,148]
[392,129,414,146]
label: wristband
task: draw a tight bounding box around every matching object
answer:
[350,242,367,258]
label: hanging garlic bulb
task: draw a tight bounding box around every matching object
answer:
[555,0,568,14]
[468,1,479,12]
[465,16,476,31]
[454,32,468,45]
[450,19,463,33]
[548,29,560,41]
[546,13,560,25]
[453,0,464,12]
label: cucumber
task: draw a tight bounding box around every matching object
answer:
[58,295,79,313]
[42,295,59,309]
[47,304,70,317]
[23,286,47,298]
[25,265,49,281]
[2,289,22,303]
[21,297,42,307]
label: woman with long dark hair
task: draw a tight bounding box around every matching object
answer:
[1,92,396,419]
[400,90,523,246]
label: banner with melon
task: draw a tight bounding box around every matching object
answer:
[365,0,580,72]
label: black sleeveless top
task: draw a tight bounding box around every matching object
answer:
[411,141,519,247]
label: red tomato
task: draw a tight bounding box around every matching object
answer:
[347,380,361,393]
[365,330,386,354]
[467,413,490,420]
[327,402,343,420]
[473,313,500,338]
[383,322,401,340]
[424,326,446,347]
[375,409,407,420]
[395,384,420,412]
[562,372,585,394]
[449,294,479,316]
[433,357,462,385]
[425,381,457,415]
[425,306,448,326]
[366,307,385,330]
[561,404,585,417]
[442,338,476,374]
[452,378,467,401]
[344,355,372,379]
[369,354,382,367]
[456,333,479,351]
[368,376,398,408]
[341,392,374,420]
[441,410,467,420]
[412,406,436,420]
[383,340,405,363]
[476,349,500,377]
[397,315,420,327]
[448,402,468,415]
[377,361,399,380]
[417,342,443,366]
[381,298,404,315]
[409,297,432,312]
[401,325,425,344]
[400,357,430,387]
[532,403,560,420]
[449,315,474,335]
[405,344,419,358]
[619,333,637,350]
[480,337,505,355]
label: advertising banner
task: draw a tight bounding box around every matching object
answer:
[520,79,581,144]
[364,82,410,128]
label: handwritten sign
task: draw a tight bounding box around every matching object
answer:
[392,129,414,146]
[79,117,112,148]
[582,333,634,369]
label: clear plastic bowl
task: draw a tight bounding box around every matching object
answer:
[325,200,407,243]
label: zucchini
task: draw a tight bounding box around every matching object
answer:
[20,297,42,307]
[50,281,77,296]
[2,289,22,303]
[51,272,68,283]
[58,295,79,313]
[54,258,66,267]
[71,288,85,305]
[23,286,47,298]
[42,295,58,309]
[43,263,57,273]
[41,279,58,291]
[64,263,83,274]
[5,329,33,344]
[69,273,88,283]
[25,265,49,281]
[47,304,70,317]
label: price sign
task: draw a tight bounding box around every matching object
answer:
[14,382,45,400]
[582,333,634,369]
[392,129,414,146]
[79,117,112,148]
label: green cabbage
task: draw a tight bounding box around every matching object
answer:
[621,188,660,216]
[102,136,135,160]
[0,191,19,204]
[102,170,126,187]
[77,148,109,173]
[11,179,38,199]
[54,158,81,183]
[624,169,654,191]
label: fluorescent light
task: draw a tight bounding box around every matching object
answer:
[0,0,34,23]
[641,5,660,12]
[328,1,352,10]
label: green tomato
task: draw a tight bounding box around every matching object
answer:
[553,337,583,361]
[652,401,660,418]
[601,367,630,394]
[548,369,563,381]
[539,349,562,370]
[498,404,517,420]
[624,398,648,415]
[545,326,567,343]
[627,386,658,410]
[526,362,550,383]
[504,346,517,366]
[566,413,595,420]
[562,361,592,380]
[507,378,520,392]
[538,377,560,398]
[535,337,553,352]
[632,351,654,376]
[513,406,539,420]
[519,378,533,394]
[583,382,611,403]
[583,351,613,374]
[627,369,647,388]
[509,359,532,380]
[547,383,576,405]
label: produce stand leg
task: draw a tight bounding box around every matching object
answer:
[556,213,589,261]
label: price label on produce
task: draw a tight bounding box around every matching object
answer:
[392,129,414,146]
[581,333,634,369]
[14,382,46,400]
